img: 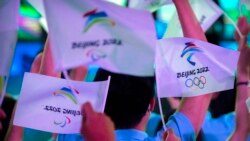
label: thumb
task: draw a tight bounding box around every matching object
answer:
[82,102,95,120]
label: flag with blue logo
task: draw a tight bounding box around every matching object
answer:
[0,0,19,76]
[14,72,110,133]
[156,37,239,97]
[44,0,156,76]
[164,0,222,38]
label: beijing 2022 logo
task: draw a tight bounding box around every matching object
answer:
[181,42,202,66]
[180,42,208,90]
[82,8,114,61]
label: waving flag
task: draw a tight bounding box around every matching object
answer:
[44,0,156,76]
[0,31,17,75]
[128,0,172,12]
[247,97,250,113]
[164,0,222,38]
[0,0,19,75]
[156,37,239,97]
[14,73,110,133]
[0,0,19,32]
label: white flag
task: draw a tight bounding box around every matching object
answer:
[14,72,110,133]
[128,0,172,12]
[0,0,19,32]
[247,97,250,113]
[156,37,239,97]
[44,0,156,76]
[0,0,19,75]
[0,31,17,76]
[164,0,222,38]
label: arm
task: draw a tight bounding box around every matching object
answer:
[173,0,212,134]
[39,38,61,77]
[30,53,42,73]
[69,65,88,81]
[173,0,207,41]
[228,16,250,141]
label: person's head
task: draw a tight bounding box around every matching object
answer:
[94,68,155,129]
[209,80,236,118]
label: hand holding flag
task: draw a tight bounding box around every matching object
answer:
[14,73,110,133]
[81,102,115,141]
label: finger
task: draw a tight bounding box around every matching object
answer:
[81,102,95,135]
[162,130,169,141]
[81,102,95,121]
[234,17,245,41]
[238,38,248,51]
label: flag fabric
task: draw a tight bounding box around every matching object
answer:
[164,0,222,38]
[0,0,19,32]
[247,97,250,113]
[0,0,19,76]
[128,0,172,12]
[44,0,156,76]
[14,72,110,133]
[156,37,239,97]
[0,31,17,76]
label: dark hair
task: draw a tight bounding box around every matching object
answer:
[209,88,236,118]
[209,79,236,118]
[94,68,155,129]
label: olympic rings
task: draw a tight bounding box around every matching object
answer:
[185,76,206,89]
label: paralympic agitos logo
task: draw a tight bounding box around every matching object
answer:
[51,87,80,128]
[79,8,116,61]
